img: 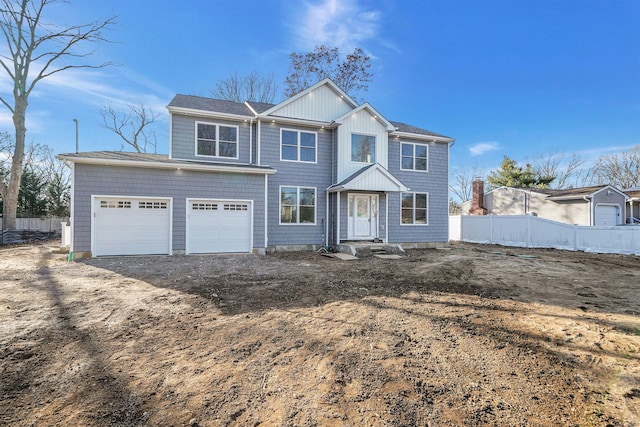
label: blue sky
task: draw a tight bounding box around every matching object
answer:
[1,0,639,186]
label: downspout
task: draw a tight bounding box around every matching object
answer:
[257,119,262,165]
[249,118,253,164]
[68,161,75,257]
[325,190,329,248]
[264,174,268,250]
[583,195,592,225]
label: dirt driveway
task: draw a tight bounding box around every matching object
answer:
[1,242,639,426]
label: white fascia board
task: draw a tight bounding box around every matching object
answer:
[333,102,395,131]
[167,106,252,122]
[591,185,629,200]
[547,194,591,201]
[244,102,259,116]
[260,78,358,116]
[389,131,454,143]
[58,156,277,175]
[258,115,334,128]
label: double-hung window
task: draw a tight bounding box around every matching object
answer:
[281,130,317,162]
[401,142,428,171]
[196,122,238,158]
[401,192,428,225]
[351,133,376,163]
[280,186,316,224]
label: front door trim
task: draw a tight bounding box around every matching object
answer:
[347,193,379,240]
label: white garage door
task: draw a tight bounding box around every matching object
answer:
[94,197,171,256]
[595,205,619,226]
[187,199,252,254]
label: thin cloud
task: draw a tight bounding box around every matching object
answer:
[293,0,382,52]
[469,142,500,156]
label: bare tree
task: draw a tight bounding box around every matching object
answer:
[212,71,279,103]
[284,45,373,99]
[449,166,483,203]
[0,0,115,229]
[101,103,160,153]
[591,145,640,189]
[530,151,585,189]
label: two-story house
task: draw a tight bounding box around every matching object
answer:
[59,79,454,258]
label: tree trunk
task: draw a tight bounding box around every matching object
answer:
[3,97,27,230]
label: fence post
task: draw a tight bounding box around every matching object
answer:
[490,214,494,244]
[527,214,532,248]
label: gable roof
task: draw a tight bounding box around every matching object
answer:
[486,185,627,201]
[167,81,452,140]
[327,163,409,193]
[259,78,358,117]
[333,102,396,131]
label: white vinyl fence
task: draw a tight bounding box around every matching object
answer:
[449,215,640,256]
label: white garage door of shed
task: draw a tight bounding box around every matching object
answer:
[187,200,252,254]
[595,205,619,226]
[94,197,171,256]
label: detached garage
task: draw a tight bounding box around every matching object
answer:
[595,204,621,226]
[186,199,253,254]
[93,196,172,256]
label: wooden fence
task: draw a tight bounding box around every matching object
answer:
[449,215,640,255]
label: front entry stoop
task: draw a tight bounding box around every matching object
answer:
[336,242,405,257]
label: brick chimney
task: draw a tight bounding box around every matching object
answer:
[469,179,488,215]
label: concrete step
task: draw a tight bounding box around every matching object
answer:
[336,243,405,257]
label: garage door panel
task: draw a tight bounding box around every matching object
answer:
[187,200,252,254]
[94,197,171,256]
[595,205,619,226]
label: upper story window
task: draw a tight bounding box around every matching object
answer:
[195,122,238,159]
[351,133,376,163]
[281,129,317,162]
[401,142,428,171]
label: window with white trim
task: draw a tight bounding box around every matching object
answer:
[351,133,376,163]
[196,122,238,158]
[280,186,316,224]
[192,203,217,210]
[401,142,428,171]
[139,201,167,209]
[100,200,131,209]
[401,192,428,224]
[281,129,317,162]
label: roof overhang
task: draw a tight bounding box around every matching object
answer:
[167,106,253,122]
[259,115,334,128]
[389,131,454,143]
[57,154,277,175]
[333,103,396,131]
[327,163,409,193]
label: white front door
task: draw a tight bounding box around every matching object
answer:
[348,194,378,240]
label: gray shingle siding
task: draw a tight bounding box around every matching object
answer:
[73,164,266,253]
[171,113,252,164]
[260,122,333,246]
[386,139,449,242]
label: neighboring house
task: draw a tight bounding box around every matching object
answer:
[624,187,640,224]
[462,182,628,226]
[58,78,454,258]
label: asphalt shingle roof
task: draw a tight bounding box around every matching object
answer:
[168,95,451,139]
[58,151,275,171]
[168,94,254,117]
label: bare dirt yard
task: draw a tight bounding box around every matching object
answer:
[1,241,639,426]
